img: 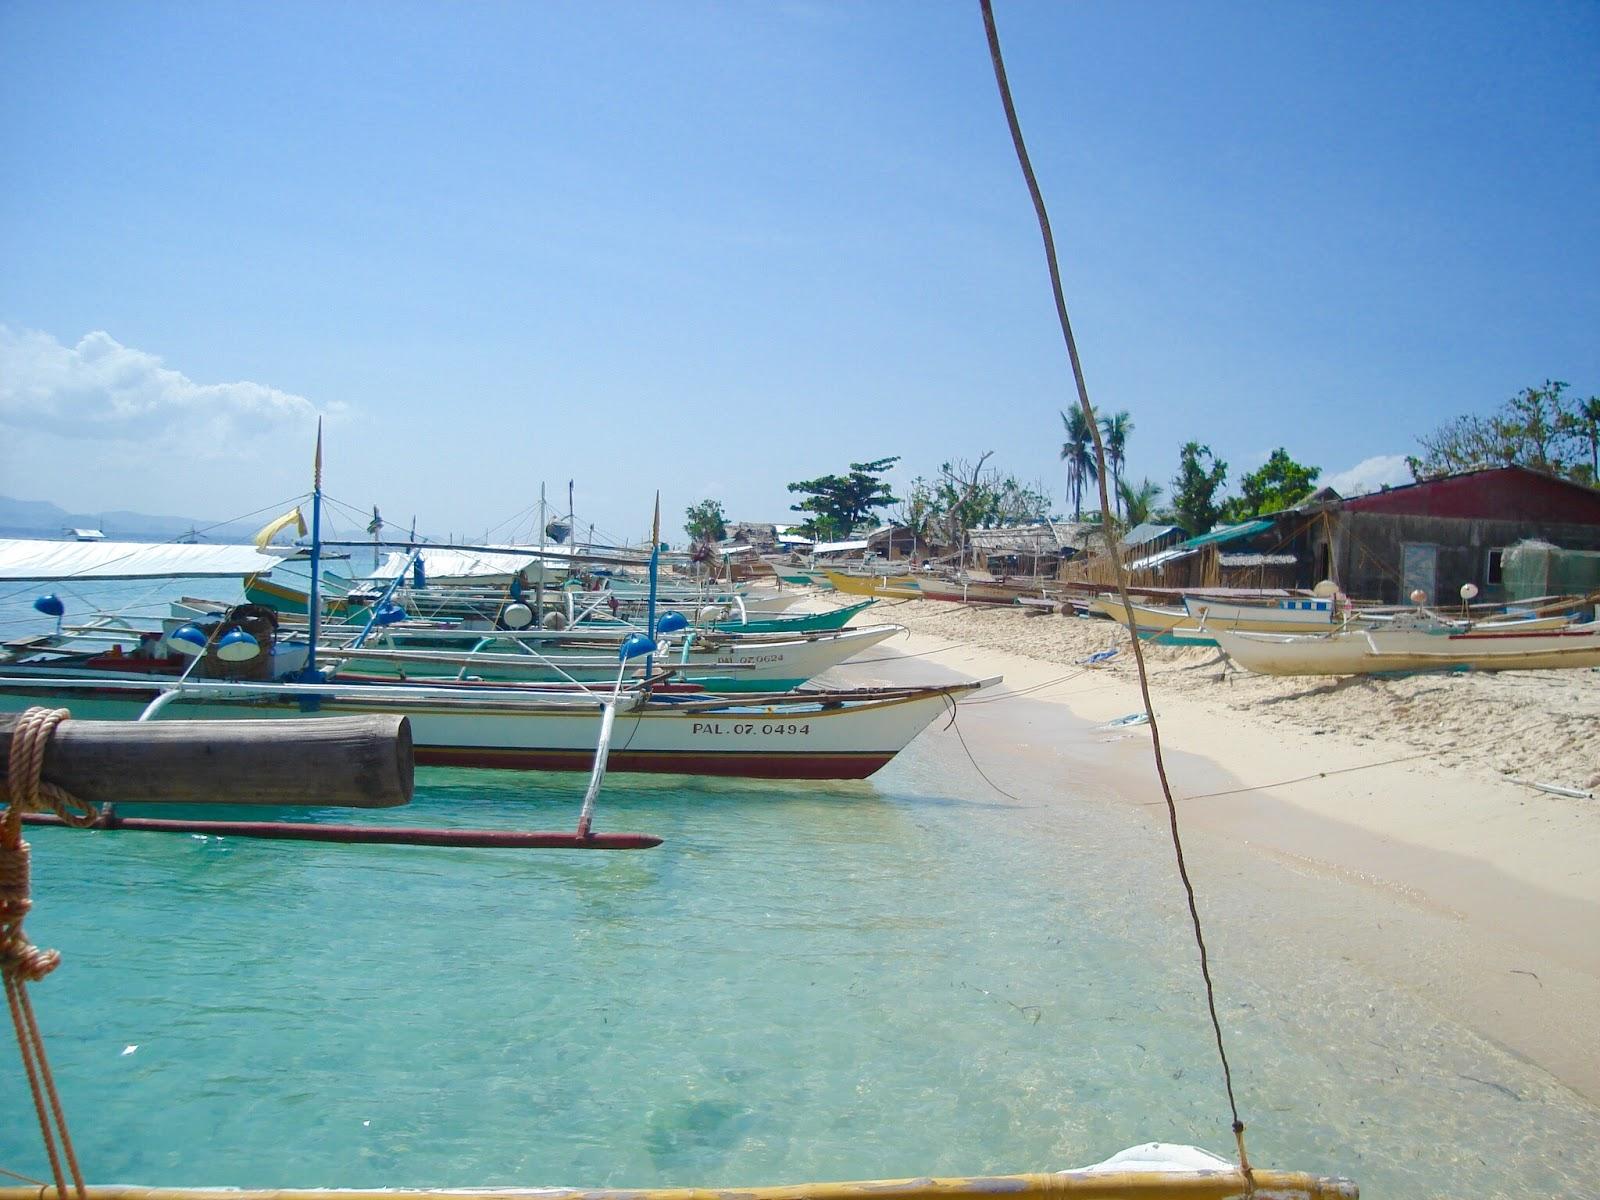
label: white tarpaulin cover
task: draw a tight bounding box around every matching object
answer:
[0,538,285,581]
[367,546,573,581]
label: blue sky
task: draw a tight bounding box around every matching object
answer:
[2,1,1596,544]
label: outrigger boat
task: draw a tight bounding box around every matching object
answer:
[912,576,1050,605]
[823,569,922,599]
[0,665,986,778]
[1092,591,1575,646]
[2,434,980,779]
[244,574,877,636]
[767,562,836,588]
[321,623,903,692]
[1212,619,1600,676]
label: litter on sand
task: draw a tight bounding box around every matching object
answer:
[1099,711,1151,730]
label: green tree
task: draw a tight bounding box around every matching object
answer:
[1220,448,1320,521]
[1409,380,1596,483]
[683,498,727,544]
[895,456,1054,552]
[1059,407,1099,521]
[1117,477,1163,527]
[1099,410,1133,518]
[1562,394,1599,485]
[1169,442,1228,535]
[787,456,900,540]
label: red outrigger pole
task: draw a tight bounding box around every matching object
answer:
[21,811,662,850]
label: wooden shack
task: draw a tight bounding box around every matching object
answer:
[1277,466,1600,604]
[967,521,1086,577]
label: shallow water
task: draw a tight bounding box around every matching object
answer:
[2,579,1599,1195]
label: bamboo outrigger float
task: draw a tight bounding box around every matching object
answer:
[0,1157,1357,1200]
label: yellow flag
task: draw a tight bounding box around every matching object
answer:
[253,507,307,549]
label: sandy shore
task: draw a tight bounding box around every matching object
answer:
[833,596,1600,1103]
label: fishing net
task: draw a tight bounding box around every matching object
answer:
[1502,539,1600,603]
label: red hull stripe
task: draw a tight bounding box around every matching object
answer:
[414,746,894,779]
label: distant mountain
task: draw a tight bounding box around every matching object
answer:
[0,495,365,543]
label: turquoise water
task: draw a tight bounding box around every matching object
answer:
[3,576,1599,1195]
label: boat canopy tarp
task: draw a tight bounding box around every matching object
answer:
[367,547,571,581]
[1176,519,1275,549]
[0,538,285,581]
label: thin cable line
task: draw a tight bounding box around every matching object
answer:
[1162,749,1449,805]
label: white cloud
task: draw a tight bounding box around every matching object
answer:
[0,325,333,455]
[1323,454,1414,497]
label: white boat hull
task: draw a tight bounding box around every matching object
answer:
[0,674,982,779]
[1213,622,1600,676]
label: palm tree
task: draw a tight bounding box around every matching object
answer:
[1059,407,1099,520]
[1579,396,1600,483]
[1099,410,1133,517]
[1117,477,1163,527]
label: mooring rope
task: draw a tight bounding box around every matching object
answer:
[939,694,1027,803]
[1,706,91,1200]
[979,1,1253,1180]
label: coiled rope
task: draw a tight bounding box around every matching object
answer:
[979,1,1253,1182]
[1,706,91,1200]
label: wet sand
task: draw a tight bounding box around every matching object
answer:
[823,600,1600,1104]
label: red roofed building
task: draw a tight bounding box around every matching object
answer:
[1288,466,1600,604]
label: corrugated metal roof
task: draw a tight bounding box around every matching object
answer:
[1127,546,1195,572]
[1177,519,1275,549]
[1119,522,1184,548]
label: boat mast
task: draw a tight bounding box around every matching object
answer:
[645,492,660,677]
[536,482,546,624]
[304,419,324,680]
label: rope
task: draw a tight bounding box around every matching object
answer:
[1,706,90,1200]
[939,695,1026,803]
[979,2,1253,1181]
[1164,749,1449,805]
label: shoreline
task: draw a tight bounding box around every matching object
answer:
[835,599,1600,1103]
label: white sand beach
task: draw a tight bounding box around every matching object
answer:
[841,597,1600,1103]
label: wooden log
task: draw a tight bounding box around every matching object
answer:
[0,714,412,808]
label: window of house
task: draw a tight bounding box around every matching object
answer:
[1486,548,1504,585]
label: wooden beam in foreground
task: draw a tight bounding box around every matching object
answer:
[1,713,413,808]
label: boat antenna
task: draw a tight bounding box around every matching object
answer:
[369,504,384,572]
[979,0,1252,1177]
